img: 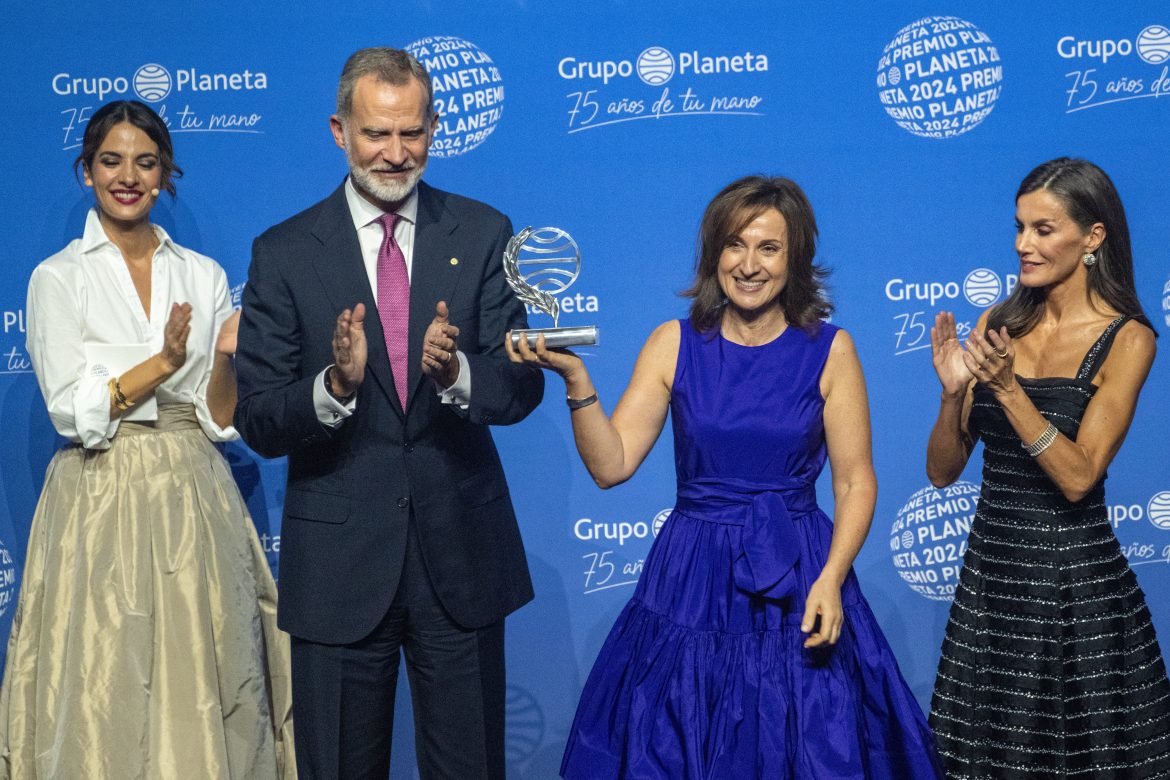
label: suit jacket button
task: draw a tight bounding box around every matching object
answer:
[397,497,409,509]
[404,443,414,453]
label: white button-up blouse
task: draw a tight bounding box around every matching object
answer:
[26,209,237,449]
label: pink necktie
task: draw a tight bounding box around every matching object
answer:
[376,212,410,407]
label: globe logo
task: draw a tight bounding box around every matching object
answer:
[133,63,172,102]
[891,481,978,600]
[504,685,545,764]
[652,508,673,536]
[405,36,504,158]
[1148,491,1170,530]
[876,16,1003,139]
[964,268,1003,307]
[1137,25,1170,65]
[509,227,581,295]
[637,47,675,86]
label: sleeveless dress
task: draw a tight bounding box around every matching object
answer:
[930,316,1170,779]
[561,319,942,779]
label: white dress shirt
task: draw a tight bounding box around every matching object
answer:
[313,178,471,426]
[26,209,237,450]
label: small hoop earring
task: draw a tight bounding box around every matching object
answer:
[1082,252,1097,267]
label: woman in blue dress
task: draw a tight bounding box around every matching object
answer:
[509,176,941,778]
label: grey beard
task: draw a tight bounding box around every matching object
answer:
[349,162,424,204]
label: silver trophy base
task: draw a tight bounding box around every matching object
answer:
[510,326,599,349]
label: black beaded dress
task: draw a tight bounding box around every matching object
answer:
[930,316,1170,779]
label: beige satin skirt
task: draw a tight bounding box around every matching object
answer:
[0,405,295,779]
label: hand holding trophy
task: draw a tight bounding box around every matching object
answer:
[505,226,599,349]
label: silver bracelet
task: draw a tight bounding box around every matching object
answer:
[566,393,598,411]
[1022,422,1059,457]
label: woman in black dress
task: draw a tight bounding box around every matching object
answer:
[926,157,1170,778]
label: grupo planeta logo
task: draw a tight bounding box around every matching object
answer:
[962,268,1003,307]
[876,16,1003,139]
[652,507,672,536]
[1060,23,1170,112]
[0,537,17,619]
[133,63,172,102]
[890,482,978,600]
[2,307,31,375]
[1059,24,1170,65]
[886,267,1014,357]
[405,36,503,158]
[54,61,268,151]
[1137,25,1170,64]
[575,508,671,595]
[559,43,768,133]
[504,685,545,765]
[1110,491,1170,568]
[636,47,676,86]
[1149,491,1170,531]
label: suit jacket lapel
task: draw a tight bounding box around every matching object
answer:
[407,182,464,410]
[309,182,402,417]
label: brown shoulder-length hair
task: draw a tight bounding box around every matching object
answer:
[683,175,831,334]
[988,157,1154,337]
[73,100,182,196]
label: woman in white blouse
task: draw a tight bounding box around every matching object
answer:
[0,101,294,779]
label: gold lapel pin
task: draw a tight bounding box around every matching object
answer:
[449,257,459,265]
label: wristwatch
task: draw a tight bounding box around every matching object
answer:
[324,365,355,403]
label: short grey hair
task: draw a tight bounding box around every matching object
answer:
[336,48,434,119]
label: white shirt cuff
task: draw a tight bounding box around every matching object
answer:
[436,351,471,409]
[314,366,355,428]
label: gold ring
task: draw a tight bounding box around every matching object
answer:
[994,348,1008,359]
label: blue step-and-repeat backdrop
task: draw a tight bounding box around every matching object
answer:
[3,2,1169,776]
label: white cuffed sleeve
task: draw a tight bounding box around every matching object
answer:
[313,366,355,428]
[436,350,471,410]
[192,265,239,442]
[26,265,120,449]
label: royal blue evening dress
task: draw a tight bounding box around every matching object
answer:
[561,319,941,779]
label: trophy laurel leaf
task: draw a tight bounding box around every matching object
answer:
[504,227,558,321]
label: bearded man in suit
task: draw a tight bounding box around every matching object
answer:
[234,47,544,780]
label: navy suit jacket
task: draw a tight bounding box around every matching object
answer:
[235,180,544,644]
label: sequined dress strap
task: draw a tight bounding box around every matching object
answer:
[1075,315,1130,383]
